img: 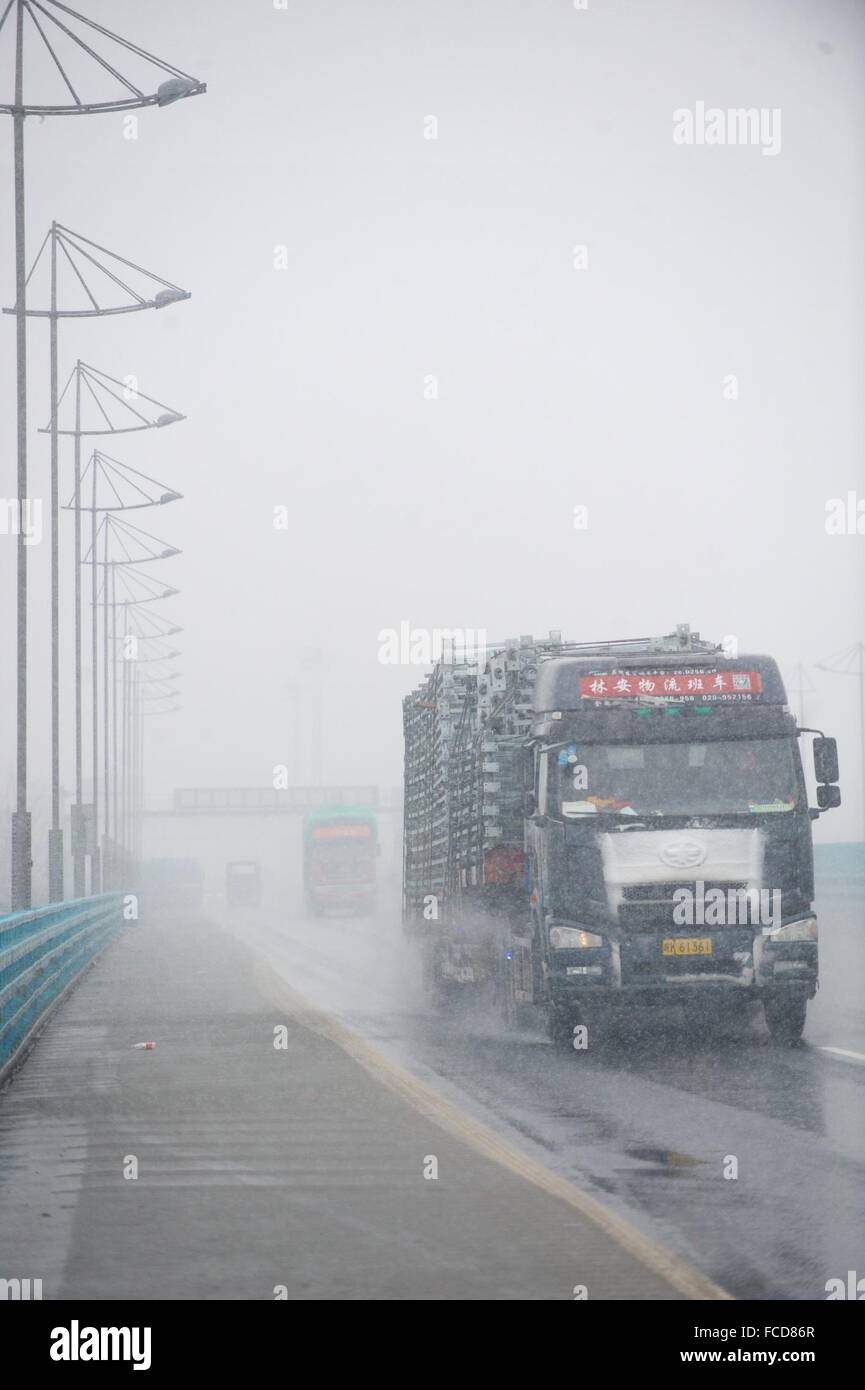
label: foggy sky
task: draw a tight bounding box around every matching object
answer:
[1,0,864,871]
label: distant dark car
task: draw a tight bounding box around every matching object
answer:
[139,858,204,917]
[226,861,262,908]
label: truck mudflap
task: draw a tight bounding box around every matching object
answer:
[441,955,481,985]
[421,937,490,1007]
[422,923,514,999]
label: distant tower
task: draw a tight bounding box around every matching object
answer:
[788,662,815,728]
[302,646,323,786]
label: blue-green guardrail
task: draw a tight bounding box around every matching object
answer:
[0,893,123,1081]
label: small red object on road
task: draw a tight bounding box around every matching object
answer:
[131,1041,155,1050]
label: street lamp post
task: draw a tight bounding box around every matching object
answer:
[0,0,204,907]
[65,450,181,887]
[124,656,181,861]
[7,227,191,900]
[123,637,183,870]
[83,522,181,887]
[10,1,30,910]
[49,361,185,892]
[95,566,181,883]
[47,220,60,898]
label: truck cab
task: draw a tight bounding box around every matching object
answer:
[522,643,840,1043]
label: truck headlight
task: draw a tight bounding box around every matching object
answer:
[764,917,818,943]
[549,926,604,949]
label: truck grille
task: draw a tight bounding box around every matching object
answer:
[618,881,750,930]
[324,865,364,884]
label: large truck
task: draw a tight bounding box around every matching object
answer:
[303,807,378,916]
[402,626,840,1043]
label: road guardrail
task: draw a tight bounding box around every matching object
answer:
[0,893,123,1083]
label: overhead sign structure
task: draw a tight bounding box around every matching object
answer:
[170,787,394,814]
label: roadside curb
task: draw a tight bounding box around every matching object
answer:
[254,954,733,1303]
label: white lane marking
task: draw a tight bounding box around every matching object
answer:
[818,1046,865,1066]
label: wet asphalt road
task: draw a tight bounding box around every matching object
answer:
[0,909,693,1301]
[228,873,865,1301]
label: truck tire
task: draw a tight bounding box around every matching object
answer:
[421,941,454,1010]
[763,992,807,1044]
[495,945,517,1028]
[548,1004,579,1049]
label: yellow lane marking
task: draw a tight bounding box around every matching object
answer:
[254,956,732,1302]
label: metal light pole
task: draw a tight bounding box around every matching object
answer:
[131,669,140,864]
[0,0,205,907]
[73,367,82,890]
[95,565,181,883]
[48,361,185,892]
[7,229,190,899]
[64,450,181,886]
[139,692,183,860]
[47,220,60,898]
[105,547,112,883]
[90,486,104,890]
[122,642,183,874]
[125,680,183,872]
[83,523,181,886]
[10,1,30,909]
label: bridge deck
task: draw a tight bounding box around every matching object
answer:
[0,912,684,1300]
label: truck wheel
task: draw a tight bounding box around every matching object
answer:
[497,950,518,1028]
[421,942,453,1010]
[432,979,459,1011]
[763,992,807,1044]
[549,1004,579,1049]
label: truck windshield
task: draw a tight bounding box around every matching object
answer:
[556,738,799,817]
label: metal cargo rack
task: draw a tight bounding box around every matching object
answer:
[402,625,715,927]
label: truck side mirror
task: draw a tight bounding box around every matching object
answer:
[524,789,536,817]
[817,784,841,810]
[813,736,839,784]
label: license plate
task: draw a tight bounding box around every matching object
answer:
[662,937,713,957]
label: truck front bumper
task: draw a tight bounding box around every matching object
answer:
[546,915,818,1006]
[311,886,376,910]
